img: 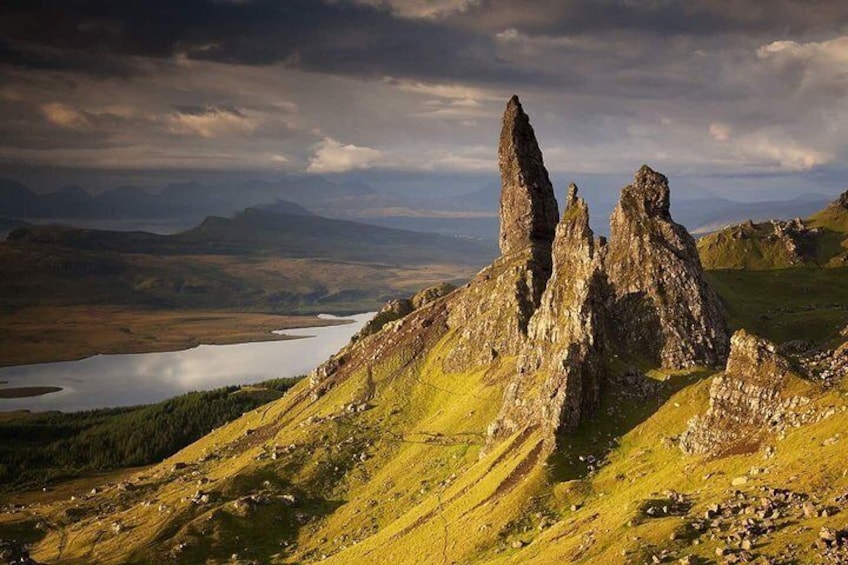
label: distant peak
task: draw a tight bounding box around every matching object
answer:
[836,189,848,209]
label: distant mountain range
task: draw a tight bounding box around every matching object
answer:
[0,176,835,241]
[1,204,495,314]
[0,176,376,223]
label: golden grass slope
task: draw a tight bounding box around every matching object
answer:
[4,309,848,564]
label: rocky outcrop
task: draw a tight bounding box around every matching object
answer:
[606,165,729,369]
[488,185,607,446]
[442,97,557,372]
[498,95,560,256]
[680,330,810,455]
[354,283,456,341]
[837,190,848,209]
[768,218,818,264]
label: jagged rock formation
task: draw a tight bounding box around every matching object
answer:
[770,218,819,263]
[498,95,560,256]
[488,185,607,445]
[488,168,730,449]
[680,330,810,455]
[442,96,558,372]
[606,166,729,368]
[308,98,728,450]
[310,96,559,390]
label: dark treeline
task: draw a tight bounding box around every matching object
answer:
[0,378,300,489]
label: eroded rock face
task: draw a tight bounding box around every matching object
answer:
[768,218,819,264]
[606,165,729,369]
[488,185,608,446]
[498,95,560,256]
[679,330,809,455]
[354,283,456,342]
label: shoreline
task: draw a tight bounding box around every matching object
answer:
[0,306,354,369]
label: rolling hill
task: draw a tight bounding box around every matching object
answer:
[1,204,494,314]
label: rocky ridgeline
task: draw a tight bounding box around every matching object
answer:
[309,95,729,449]
[680,330,813,455]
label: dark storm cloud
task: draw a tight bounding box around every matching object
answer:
[0,39,144,78]
[453,0,848,37]
[3,0,847,85]
[0,0,552,84]
[1,0,848,192]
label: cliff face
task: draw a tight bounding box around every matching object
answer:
[606,166,729,368]
[497,95,560,256]
[442,96,558,372]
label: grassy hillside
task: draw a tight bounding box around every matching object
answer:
[2,271,847,564]
[3,332,846,564]
[697,195,848,270]
[708,267,848,345]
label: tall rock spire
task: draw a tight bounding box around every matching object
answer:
[441,96,558,371]
[498,95,560,256]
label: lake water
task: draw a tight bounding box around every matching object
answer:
[0,312,373,413]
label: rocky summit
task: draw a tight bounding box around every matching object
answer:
[606,165,729,369]
[497,95,560,256]
[12,97,848,565]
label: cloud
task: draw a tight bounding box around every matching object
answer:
[41,103,91,130]
[348,0,480,19]
[709,123,731,142]
[167,106,258,138]
[307,138,383,173]
[757,36,848,64]
[740,132,831,171]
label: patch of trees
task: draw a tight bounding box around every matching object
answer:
[0,378,301,489]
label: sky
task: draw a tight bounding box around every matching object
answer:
[2,0,848,199]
